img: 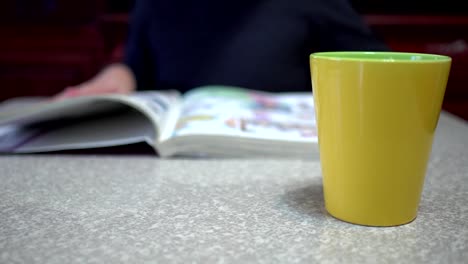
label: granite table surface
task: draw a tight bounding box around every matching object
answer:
[1,112,467,264]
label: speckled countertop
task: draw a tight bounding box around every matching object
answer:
[1,112,467,264]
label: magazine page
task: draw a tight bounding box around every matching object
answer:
[170,86,317,143]
[0,91,180,128]
[0,91,181,153]
[0,109,156,153]
[125,91,181,134]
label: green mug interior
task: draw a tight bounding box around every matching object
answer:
[310,51,451,63]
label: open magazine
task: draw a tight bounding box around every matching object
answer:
[0,86,318,159]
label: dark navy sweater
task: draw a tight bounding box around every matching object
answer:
[124,0,388,92]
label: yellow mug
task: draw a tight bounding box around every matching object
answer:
[310,52,451,226]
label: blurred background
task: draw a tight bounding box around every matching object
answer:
[0,0,467,120]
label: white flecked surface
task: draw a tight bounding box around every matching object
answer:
[0,112,467,264]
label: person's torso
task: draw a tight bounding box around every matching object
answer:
[144,1,314,92]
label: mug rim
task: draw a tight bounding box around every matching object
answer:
[310,51,451,63]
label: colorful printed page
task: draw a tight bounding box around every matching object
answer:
[172,86,317,142]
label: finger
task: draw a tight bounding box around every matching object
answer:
[53,82,100,100]
[53,86,83,100]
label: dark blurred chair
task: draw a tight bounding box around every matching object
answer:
[0,0,107,100]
